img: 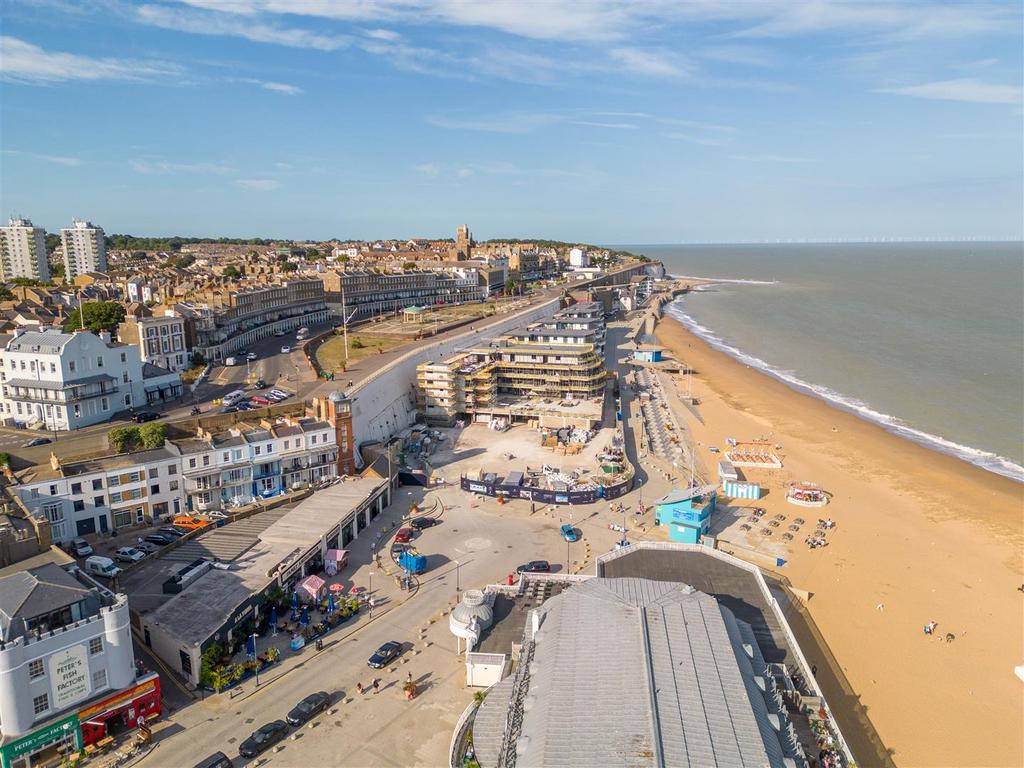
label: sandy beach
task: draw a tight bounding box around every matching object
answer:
[655,314,1024,768]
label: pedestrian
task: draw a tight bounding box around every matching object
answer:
[356,682,363,695]
[811,664,817,676]
[372,679,379,695]
[407,671,413,685]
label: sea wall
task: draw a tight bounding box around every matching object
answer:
[348,297,563,453]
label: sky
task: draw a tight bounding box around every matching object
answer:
[1,0,1022,243]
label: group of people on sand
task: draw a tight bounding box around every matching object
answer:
[923,620,956,643]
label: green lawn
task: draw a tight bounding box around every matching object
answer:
[316,333,410,372]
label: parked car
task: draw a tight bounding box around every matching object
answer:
[193,752,234,768]
[285,691,331,726]
[158,526,186,537]
[84,555,122,579]
[238,721,289,759]
[143,533,175,546]
[394,527,414,543]
[280,346,291,354]
[516,560,551,574]
[367,641,403,669]
[220,405,239,414]
[274,330,286,337]
[708,446,720,454]
[560,524,580,542]
[114,547,146,564]
[235,402,256,411]
[131,411,160,423]
[269,389,291,400]
[133,541,159,554]
[251,396,272,406]
[70,538,94,557]
[172,516,209,531]
[409,517,438,530]
[22,436,52,448]
[252,379,267,390]
[246,352,258,361]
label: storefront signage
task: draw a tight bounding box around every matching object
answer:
[49,645,91,710]
[77,675,158,723]
[468,483,487,493]
[0,714,81,768]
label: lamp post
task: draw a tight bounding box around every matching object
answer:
[251,604,260,687]
[368,570,374,616]
[455,560,460,593]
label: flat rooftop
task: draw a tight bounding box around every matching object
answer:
[141,477,386,647]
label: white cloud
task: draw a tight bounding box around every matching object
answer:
[0,36,182,84]
[608,48,690,78]
[878,78,1021,105]
[572,121,639,130]
[137,4,348,51]
[365,28,400,41]
[456,167,474,178]
[425,111,560,133]
[234,178,280,191]
[259,80,303,94]
[2,149,82,166]
[413,162,441,177]
[131,159,236,175]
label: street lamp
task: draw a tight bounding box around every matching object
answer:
[368,570,375,616]
[251,604,260,687]
[455,560,460,593]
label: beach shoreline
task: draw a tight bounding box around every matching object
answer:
[654,312,1024,767]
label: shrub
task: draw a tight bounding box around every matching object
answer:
[108,426,140,453]
[0,452,10,468]
[351,337,364,349]
[138,422,167,450]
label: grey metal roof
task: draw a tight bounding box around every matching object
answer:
[513,577,788,768]
[5,373,116,390]
[6,329,75,354]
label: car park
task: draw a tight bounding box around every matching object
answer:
[114,547,146,564]
[238,721,289,759]
[22,437,52,447]
[285,691,331,726]
[367,641,403,669]
[560,524,580,542]
[131,411,160,423]
[143,533,175,546]
[71,538,94,557]
[280,346,291,354]
[409,517,439,530]
[394,527,414,543]
[516,560,551,574]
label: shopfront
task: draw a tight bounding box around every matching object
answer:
[0,715,82,768]
[76,673,161,746]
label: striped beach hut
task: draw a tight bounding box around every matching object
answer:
[722,480,762,500]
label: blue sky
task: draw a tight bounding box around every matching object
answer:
[1,0,1022,243]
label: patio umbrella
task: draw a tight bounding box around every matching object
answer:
[329,582,345,593]
[349,585,361,595]
[246,634,256,658]
[291,591,299,621]
[300,606,309,628]
[269,606,278,636]
[327,594,336,614]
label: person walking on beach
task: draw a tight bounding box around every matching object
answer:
[356,682,363,695]
[372,679,380,695]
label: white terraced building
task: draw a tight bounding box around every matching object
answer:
[0,328,181,431]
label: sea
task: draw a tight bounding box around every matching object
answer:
[622,242,1024,482]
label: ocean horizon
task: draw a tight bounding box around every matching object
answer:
[626,242,1024,482]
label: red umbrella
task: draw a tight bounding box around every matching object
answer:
[349,585,362,595]
[329,583,345,593]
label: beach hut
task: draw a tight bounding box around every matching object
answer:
[722,480,762,500]
[717,460,739,484]
[325,549,349,576]
[653,485,717,544]
[296,574,326,603]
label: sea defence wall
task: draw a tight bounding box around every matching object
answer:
[348,296,563,454]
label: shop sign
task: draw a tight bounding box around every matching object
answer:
[468,483,487,493]
[77,675,157,723]
[1,714,80,765]
[49,645,91,709]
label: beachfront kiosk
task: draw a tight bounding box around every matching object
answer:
[654,486,717,544]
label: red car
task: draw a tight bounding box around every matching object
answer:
[394,527,414,543]
[251,396,272,405]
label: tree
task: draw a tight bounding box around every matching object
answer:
[402,261,416,271]
[169,254,195,270]
[50,263,66,280]
[0,287,13,301]
[63,301,126,334]
[280,261,298,272]
[305,247,323,260]
[504,278,517,295]
[190,351,206,367]
[108,426,140,454]
[138,422,167,450]
[221,265,241,278]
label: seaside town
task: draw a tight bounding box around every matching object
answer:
[0,216,879,768]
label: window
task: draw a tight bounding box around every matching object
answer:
[122,372,129,383]
[222,452,229,462]
[71,482,82,495]
[89,637,103,655]
[101,397,108,411]
[188,458,196,469]
[92,479,103,490]
[254,446,261,456]
[266,444,273,453]
[74,404,81,417]
[120,353,126,363]
[135,507,145,524]
[202,456,210,467]
[168,464,177,475]
[311,435,317,445]
[28,659,44,679]
[94,496,104,507]
[283,440,290,450]
[73,500,84,512]
[108,476,120,487]
[150,484,159,495]
[92,669,107,689]
[113,509,132,528]
[96,356,103,368]
[32,693,49,716]
[50,362,56,373]
[49,485,57,495]
[169,480,178,491]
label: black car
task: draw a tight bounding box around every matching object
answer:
[22,437,52,448]
[286,691,331,726]
[142,533,174,546]
[132,411,160,423]
[409,517,439,530]
[238,720,289,759]
[516,560,551,574]
[367,641,403,669]
[193,752,233,768]
[158,526,186,538]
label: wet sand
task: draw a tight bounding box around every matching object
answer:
[655,315,1024,767]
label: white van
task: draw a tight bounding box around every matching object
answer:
[222,390,247,407]
[85,556,122,579]
[224,356,238,366]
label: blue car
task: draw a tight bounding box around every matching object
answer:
[560,524,579,542]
